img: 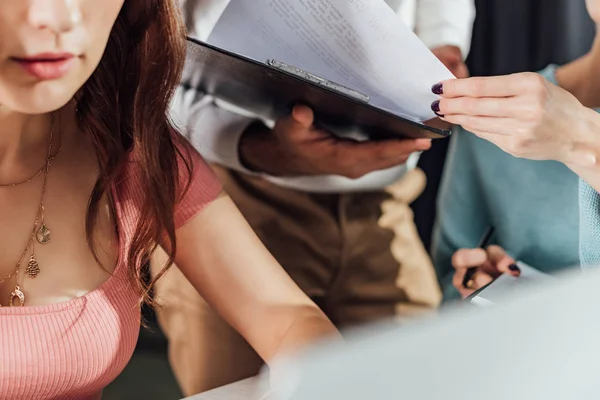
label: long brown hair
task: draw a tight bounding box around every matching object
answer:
[77,0,190,304]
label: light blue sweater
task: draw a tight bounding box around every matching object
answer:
[432,65,585,301]
[580,181,600,268]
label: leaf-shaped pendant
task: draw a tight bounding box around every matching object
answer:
[26,255,40,279]
[36,223,51,244]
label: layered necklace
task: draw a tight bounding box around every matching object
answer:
[0,112,62,307]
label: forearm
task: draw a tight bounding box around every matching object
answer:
[173,197,339,364]
[265,306,340,363]
[556,35,600,108]
[565,107,600,194]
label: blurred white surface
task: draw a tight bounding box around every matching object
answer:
[270,269,600,400]
[185,269,600,400]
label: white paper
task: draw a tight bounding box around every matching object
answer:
[470,261,555,306]
[184,377,265,400]
[207,0,454,122]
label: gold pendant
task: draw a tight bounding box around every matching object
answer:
[9,285,25,307]
[26,255,40,279]
[36,223,52,244]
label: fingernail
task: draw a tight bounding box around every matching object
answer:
[417,139,432,150]
[508,264,521,275]
[432,83,444,95]
[431,100,444,117]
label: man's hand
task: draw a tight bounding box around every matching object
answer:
[239,105,432,178]
[431,45,469,79]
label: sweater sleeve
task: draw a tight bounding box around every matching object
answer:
[579,171,600,268]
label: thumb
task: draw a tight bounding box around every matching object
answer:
[291,104,315,128]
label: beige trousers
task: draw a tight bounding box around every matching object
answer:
[152,166,441,396]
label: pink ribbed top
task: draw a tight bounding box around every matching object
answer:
[0,144,222,400]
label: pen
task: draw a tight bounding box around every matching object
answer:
[462,226,495,289]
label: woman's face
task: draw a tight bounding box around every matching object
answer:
[0,0,124,114]
[587,0,600,24]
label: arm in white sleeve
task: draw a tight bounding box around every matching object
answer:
[174,0,259,173]
[415,0,476,58]
[170,81,259,174]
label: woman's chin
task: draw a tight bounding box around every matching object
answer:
[0,85,76,115]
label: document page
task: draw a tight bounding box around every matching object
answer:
[185,377,265,400]
[470,262,556,307]
[207,0,454,122]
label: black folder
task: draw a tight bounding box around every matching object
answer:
[183,37,451,140]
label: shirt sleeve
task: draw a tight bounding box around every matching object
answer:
[173,139,223,229]
[170,78,260,175]
[415,0,476,58]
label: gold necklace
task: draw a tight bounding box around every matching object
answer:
[0,112,61,307]
[0,114,61,188]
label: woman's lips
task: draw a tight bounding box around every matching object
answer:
[13,53,76,80]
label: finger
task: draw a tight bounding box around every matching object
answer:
[451,248,488,270]
[453,63,470,79]
[452,267,467,292]
[436,51,462,66]
[275,105,316,140]
[436,96,528,119]
[440,115,517,136]
[351,153,414,176]
[486,245,519,277]
[452,128,528,159]
[291,104,314,128]
[452,268,494,298]
[472,269,494,289]
[434,74,533,99]
[336,153,413,179]
[332,137,431,164]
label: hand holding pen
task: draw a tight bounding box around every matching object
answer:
[451,227,521,299]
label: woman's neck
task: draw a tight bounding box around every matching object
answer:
[0,108,55,184]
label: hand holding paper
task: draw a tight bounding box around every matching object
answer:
[239,105,433,177]
[452,245,520,299]
[469,261,555,306]
[207,0,454,122]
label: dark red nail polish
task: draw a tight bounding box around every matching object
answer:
[431,100,444,117]
[432,83,444,95]
[509,264,521,275]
